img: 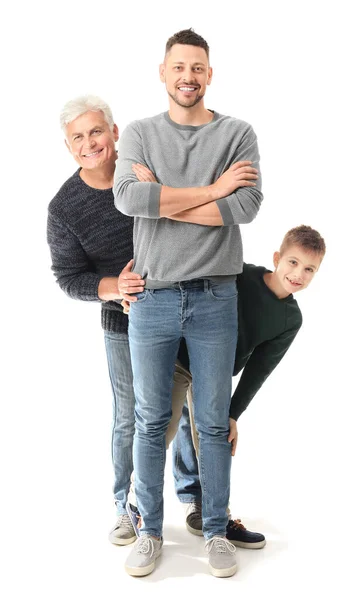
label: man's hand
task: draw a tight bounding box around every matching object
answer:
[118,259,145,302]
[228,418,238,456]
[132,163,157,182]
[121,299,130,314]
[211,161,258,200]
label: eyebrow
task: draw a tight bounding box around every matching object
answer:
[71,126,103,138]
[172,61,206,66]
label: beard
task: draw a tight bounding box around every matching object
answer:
[168,90,204,108]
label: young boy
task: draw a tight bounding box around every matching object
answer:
[171,224,326,544]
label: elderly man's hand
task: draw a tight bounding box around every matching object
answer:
[118,259,145,302]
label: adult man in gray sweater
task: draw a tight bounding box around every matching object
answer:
[114,28,263,578]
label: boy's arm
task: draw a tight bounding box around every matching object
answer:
[230,326,301,421]
[113,122,259,219]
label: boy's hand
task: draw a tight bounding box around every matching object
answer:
[228,418,238,456]
[118,259,145,302]
[132,163,157,182]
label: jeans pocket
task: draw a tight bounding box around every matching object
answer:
[133,289,149,303]
[208,281,238,300]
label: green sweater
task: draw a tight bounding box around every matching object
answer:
[178,263,302,420]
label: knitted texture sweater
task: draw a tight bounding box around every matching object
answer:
[47,169,133,333]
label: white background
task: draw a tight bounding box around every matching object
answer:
[1,1,357,598]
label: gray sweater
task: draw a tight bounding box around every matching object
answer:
[114,111,263,286]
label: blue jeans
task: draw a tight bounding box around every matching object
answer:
[173,401,201,503]
[129,279,238,539]
[104,331,135,515]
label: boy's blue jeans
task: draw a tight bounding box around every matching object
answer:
[128,279,238,540]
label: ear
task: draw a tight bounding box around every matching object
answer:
[207,66,213,85]
[159,63,165,83]
[113,123,119,142]
[273,251,280,268]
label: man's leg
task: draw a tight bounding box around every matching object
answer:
[104,331,136,545]
[185,280,238,539]
[126,359,191,535]
[128,288,181,538]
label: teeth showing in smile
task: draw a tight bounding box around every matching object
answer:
[287,277,301,286]
[84,150,101,157]
[178,87,196,92]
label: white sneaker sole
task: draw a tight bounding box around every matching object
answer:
[209,562,237,578]
[231,538,266,549]
[125,548,162,577]
[186,522,204,536]
[109,533,137,546]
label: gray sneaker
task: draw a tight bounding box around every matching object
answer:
[185,501,203,536]
[108,514,136,546]
[125,535,163,577]
[205,536,237,578]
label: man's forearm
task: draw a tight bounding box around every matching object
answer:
[98,276,121,301]
[159,184,219,217]
[168,201,224,226]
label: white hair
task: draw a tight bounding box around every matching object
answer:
[60,95,114,133]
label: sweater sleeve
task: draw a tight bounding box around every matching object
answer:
[47,210,102,301]
[229,325,301,420]
[113,122,162,218]
[216,126,263,226]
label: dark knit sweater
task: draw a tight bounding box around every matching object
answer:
[47,169,133,333]
[178,263,302,420]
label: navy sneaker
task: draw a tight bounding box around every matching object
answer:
[126,501,142,537]
[226,519,266,549]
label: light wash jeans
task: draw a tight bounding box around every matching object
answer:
[129,279,238,539]
[104,331,135,515]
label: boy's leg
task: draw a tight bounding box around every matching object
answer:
[104,331,136,545]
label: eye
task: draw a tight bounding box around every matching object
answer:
[173,66,182,71]
[289,260,297,265]
[93,129,102,134]
[73,135,81,141]
[306,267,314,273]
[194,67,203,72]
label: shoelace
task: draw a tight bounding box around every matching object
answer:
[229,518,247,531]
[136,536,155,557]
[205,536,236,554]
[114,514,133,533]
[188,502,202,518]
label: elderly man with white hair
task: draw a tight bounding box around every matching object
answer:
[47,96,144,545]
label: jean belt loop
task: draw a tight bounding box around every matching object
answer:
[204,279,209,292]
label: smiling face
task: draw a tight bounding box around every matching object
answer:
[272,245,322,296]
[159,44,212,109]
[65,110,119,171]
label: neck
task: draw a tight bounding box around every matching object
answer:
[263,272,290,299]
[168,99,213,126]
[79,160,115,190]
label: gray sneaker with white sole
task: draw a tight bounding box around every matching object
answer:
[205,536,237,578]
[125,535,163,577]
[108,514,136,546]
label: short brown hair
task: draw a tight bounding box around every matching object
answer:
[165,28,209,58]
[280,225,326,258]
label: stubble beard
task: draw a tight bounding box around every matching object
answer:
[168,90,204,109]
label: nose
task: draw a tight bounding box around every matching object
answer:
[84,136,96,148]
[182,67,196,83]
